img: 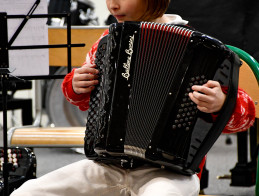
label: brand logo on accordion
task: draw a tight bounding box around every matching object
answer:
[122,35,134,80]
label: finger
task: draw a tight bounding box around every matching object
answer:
[192,91,212,103]
[75,80,99,88]
[188,92,199,105]
[82,63,96,68]
[75,74,99,82]
[189,92,213,107]
[190,93,214,111]
[197,105,210,113]
[75,67,99,75]
[203,80,220,88]
[191,85,214,96]
[82,67,99,75]
[74,86,96,94]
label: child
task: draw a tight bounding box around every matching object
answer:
[11,0,255,195]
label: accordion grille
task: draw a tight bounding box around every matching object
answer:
[124,22,193,151]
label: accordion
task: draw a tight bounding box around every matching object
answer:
[85,21,241,175]
[0,147,36,195]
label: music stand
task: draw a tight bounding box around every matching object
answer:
[0,1,84,195]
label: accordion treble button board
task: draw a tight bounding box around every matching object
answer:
[171,75,208,133]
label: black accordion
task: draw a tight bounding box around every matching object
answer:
[85,21,241,175]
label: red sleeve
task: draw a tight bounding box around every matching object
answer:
[61,69,91,111]
[221,87,256,133]
[61,29,109,111]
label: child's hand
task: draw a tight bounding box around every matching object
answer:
[188,80,226,113]
[72,63,99,94]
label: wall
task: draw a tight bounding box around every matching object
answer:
[92,0,110,26]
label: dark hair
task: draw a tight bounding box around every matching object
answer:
[140,0,171,21]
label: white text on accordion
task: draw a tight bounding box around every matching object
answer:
[122,35,135,80]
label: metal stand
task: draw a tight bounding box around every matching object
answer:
[0,12,12,196]
[0,1,84,195]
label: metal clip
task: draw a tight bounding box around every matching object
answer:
[121,159,128,167]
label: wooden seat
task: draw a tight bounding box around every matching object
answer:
[239,59,259,117]
[9,127,85,147]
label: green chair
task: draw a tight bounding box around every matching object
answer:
[227,45,259,196]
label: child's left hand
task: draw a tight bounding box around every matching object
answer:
[188,80,226,113]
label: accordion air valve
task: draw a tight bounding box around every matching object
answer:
[85,21,241,175]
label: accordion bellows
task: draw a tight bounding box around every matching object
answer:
[85,21,241,175]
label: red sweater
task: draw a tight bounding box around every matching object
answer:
[61,29,256,178]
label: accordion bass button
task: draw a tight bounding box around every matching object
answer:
[195,76,201,81]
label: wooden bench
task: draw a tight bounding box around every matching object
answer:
[9,127,85,147]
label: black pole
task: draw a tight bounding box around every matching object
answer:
[67,13,72,73]
[0,12,11,196]
[1,75,11,196]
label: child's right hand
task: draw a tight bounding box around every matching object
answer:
[72,63,99,94]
